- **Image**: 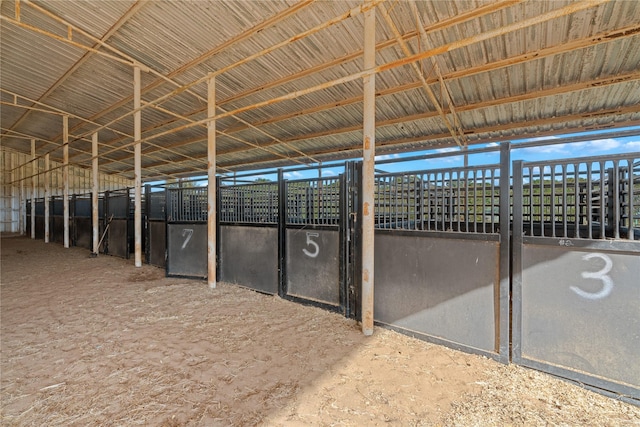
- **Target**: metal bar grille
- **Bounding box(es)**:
[520,153,639,240]
[374,165,501,233]
[219,183,278,224]
[286,177,340,226]
[167,187,208,223]
[148,191,166,221]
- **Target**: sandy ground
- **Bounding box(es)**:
[1,235,638,426]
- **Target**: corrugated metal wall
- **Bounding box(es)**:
[0,147,133,233]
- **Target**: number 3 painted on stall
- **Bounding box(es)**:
[303,232,320,258]
[570,253,613,300]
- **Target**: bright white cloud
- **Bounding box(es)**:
[622,140,640,150]
[283,171,304,179]
[435,147,460,154]
[375,153,400,161]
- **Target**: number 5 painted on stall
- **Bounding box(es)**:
[570,252,614,300]
[303,232,320,258]
[181,228,194,250]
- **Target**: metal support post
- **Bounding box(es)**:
[44,153,50,242]
[207,74,217,288]
[498,142,511,363]
[31,139,35,239]
[361,3,376,336]
[63,115,70,248]
[92,132,99,254]
[134,66,142,266]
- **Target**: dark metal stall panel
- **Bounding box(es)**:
[512,154,640,402]
[219,225,279,294]
[166,223,207,278]
[516,241,640,398]
[166,187,208,278]
[73,197,92,249]
[218,181,280,293]
[374,232,500,353]
[366,149,511,362]
[105,190,130,259]
[107,220,129,258]
[283,175,345,308]
[51,197,64,244]
[146,187,166,268]
[34,199,44,240]
[286,228,340,305]
[26,200,31,237]
[148,222,166,267]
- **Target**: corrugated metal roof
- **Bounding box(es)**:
[2,0,639,180]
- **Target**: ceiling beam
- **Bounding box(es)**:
[101,68,640,173]
[2,0,150,146]
[216,106,640,170]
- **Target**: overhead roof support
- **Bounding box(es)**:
[378,3,465,147]
[361,2,376,336]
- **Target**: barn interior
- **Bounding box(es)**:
[1,0,639,413]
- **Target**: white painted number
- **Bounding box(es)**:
[302,232,320,258]
[570,253,614,300]
[181,228,194,250]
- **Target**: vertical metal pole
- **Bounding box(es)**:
[511,160,524,362]
[134,66,143,267]
[207,74,217,289]
[31,139,35,239]
[278,168,286,298]
[498,142,511,363]
[361,3,376,336]
[44,153,50,242]
[63,115,70,248]
[20,163,25,234]
[92,132,99,254]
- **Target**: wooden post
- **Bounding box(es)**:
[92,132,99,254]
[31,139,35,239]
[44,153,50,242]
[207,74,217,289]
[63,115,70,248]
[361,3,376,336]
[134,66,142,267]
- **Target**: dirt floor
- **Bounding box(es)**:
[1,235,638,426]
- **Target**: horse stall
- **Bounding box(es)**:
[368,146,511,361]
[283,173,349,310]
[34,198,45,240]
[104,189,130,258]
[72,194,93,249]
[145,185,166,268]
[165,186,208,278]
[218,179,280,294]
[50,196,64,244]
[512,153,640,401]
[26,200,31,237]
